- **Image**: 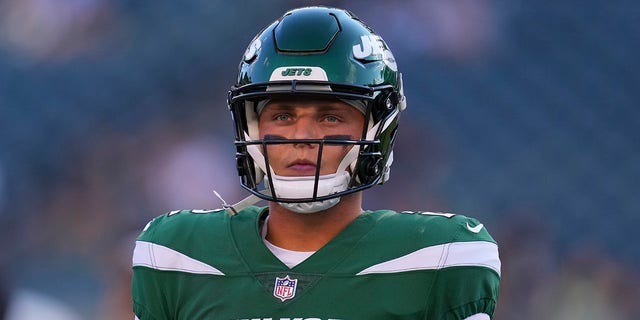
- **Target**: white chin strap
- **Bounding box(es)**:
[246,139,360,214]
[280,199,340,214]
[267,171,350,213]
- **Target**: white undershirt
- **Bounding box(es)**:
[263,239,315,268]
[261,216,315,268]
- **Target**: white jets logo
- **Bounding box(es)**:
[353,35,384,59]
[352,35,398,71]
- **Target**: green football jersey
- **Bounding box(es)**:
[132,206,500,319]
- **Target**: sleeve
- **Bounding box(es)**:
[131,216,169,320]
[425,215,501,319]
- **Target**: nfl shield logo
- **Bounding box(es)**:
[273,275,298,302]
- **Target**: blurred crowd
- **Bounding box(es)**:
[1,0,639,318]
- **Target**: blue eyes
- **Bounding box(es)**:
[324,116,339,122]
[273,114,341,123]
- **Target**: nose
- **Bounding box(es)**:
[291,117,318,147]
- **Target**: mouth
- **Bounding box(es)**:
[286,159,317,174]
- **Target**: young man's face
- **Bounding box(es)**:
[258,98,365,177]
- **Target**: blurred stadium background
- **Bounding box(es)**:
[0,0,638,318]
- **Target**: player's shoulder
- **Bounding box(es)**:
[132,206,265,275]
[136,206,263,245]
[358,210,501,278]
[137,209,224,242]
[368,209,496,244]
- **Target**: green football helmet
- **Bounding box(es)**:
[228,6,406,213]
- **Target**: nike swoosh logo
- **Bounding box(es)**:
[466,222,484,234]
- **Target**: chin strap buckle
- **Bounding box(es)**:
[213,190,269,216]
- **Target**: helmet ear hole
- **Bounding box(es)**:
[236,151,260,188]
[371,90,399,123]
[355,154,383,185]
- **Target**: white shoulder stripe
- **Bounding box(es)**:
[357,241,500,276]
[133,240,224,275]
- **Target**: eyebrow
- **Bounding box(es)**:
[263,134,353,140]
[264,102,347,111]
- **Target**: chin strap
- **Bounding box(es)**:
[278,197,341,214]
[213,190,269,216]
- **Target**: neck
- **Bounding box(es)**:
[265,192,363,251]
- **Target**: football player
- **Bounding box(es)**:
[132,6,500,319]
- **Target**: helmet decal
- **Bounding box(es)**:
[243,38,261,62]
[270,66,329,81]
[383,49,398,72]
[352,35,385,60]
[352,35,398,72]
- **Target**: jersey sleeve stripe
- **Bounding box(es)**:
[463,313,490,320]
[133,240,225,275]
[356,241,500,276]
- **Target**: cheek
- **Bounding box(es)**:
[262,144,286,159]
[257,124,270,140]
[257,118,281,138]
[321,145,352,163]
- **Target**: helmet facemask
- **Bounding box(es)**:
[229,82,402,213]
